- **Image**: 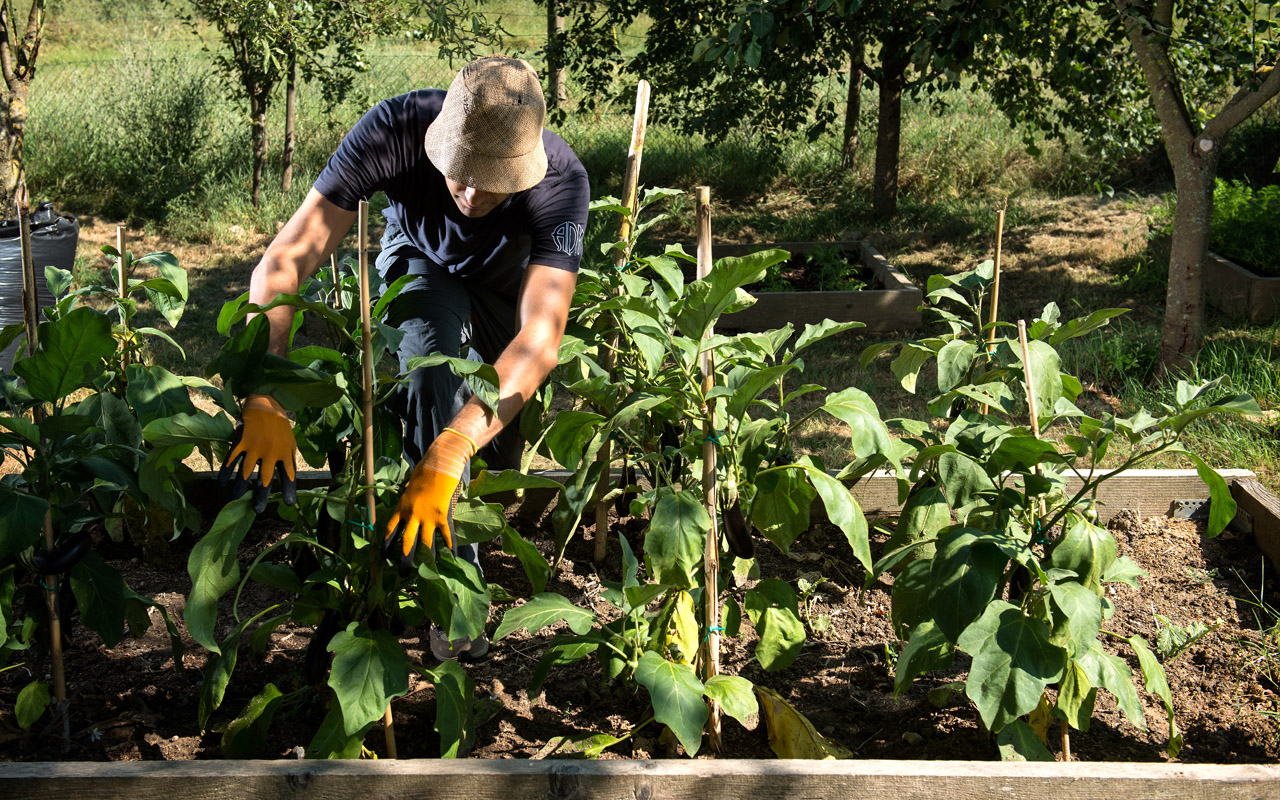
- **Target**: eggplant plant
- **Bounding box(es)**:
[497,190,900,756]
[0,256,196,734]
[188,260,537,758]
[862,259,1259,759]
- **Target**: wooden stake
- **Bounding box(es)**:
[116,226,130,372]
[612,79,650,271]
[980,202,1006,416]
[695,186,722,752]
[331,252,343,310]
[357,200,397,759]
[1017,319,1066,761]
[593,80,652,565]
[18,184,68,745]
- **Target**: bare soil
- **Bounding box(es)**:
[2,503,1277,763]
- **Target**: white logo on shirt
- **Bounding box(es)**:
[552,221,584,257]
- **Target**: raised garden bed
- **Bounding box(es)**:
[1,470,1277,774]
[1205,251,1280,323]
[711,241,921,333]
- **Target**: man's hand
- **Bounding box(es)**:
[219,394,298,513]
[384,427,477,575]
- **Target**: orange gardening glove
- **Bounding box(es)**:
[219,394,298,514]
[384,427,477,575]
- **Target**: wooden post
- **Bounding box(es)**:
[357,200,397,759]
[593,81,651,565]
[1017,319,1067,761]
[612,80,650,271]
[695,186,722,752]
[19,184,68,745]
[330,254,342,310]
[979,203,1006,416]
[116,226,130,372]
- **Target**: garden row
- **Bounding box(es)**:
[0,188,1265,765]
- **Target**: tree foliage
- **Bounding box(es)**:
[177,0,504,206]
[984,1,1280,369]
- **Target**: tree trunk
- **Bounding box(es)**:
[546,0,567,108]
[281,46,296,194]
[0,79,28,217]
[250,89,268,208]
[0,0,46,217]
[873,47,909,218]
[841,39,864,168]
[1159,148,1218,372]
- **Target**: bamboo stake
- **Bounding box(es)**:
[612,79,650,271]
[695,186,722,752]
[1017,319,1067,762]
[979,202,1006,416]
[593,80,651,565]
[331,252,343,310]
[116,226,131,374]
[18,184,68,746]
[357,200,397,759]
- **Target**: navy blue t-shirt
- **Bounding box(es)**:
[314,90,589,301]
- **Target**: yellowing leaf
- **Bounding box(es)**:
[754,686,851,760]
[1028,692,1052,744]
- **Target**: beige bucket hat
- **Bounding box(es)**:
[424,56,549,194]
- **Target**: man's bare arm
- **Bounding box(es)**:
[250,188,357,355]
[445,262,576,448]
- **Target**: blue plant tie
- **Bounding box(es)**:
[703,432,722,445]
[348,502,377,534]
[1032,520,1048,545]
[702,625,726,643]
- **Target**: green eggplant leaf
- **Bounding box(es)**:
[15,307,114,403]
[15,680,49,729]
[644,489,709,590]
[634,650,707,756]
[894,618,955,696]
[996,719,1056,761]
[956,600,1067,732]
[750,467,813,554]
[221,683,285,759]
[500,527,552,595]
[126,364,197,427]
[744,579,806,671]
[328,623,411,737]
[703,674,758,727]
[70,550,128,648]
[422,659,476,758]
[495,593,595,641]
[929,528,1007,641]
[184,497,256,652]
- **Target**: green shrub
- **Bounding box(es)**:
[1148,179,1280,277]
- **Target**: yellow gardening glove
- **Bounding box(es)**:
[219,394,298,513]
[384,427,477,575]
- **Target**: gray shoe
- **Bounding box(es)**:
[428,623,490,661]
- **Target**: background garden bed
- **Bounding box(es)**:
[711,241,921,333]
[1205,251,1280,324]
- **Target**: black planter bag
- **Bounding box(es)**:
[0,202,80,369]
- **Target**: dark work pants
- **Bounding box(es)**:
[375,223,524,573]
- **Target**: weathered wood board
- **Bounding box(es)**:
[714,241,922,333]
[2,758,1277,800]
[1230,476,1280,570]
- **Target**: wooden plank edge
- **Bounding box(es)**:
[188,468,1257,526]
[1,758,1276,800]
[1230,476,1280,570]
